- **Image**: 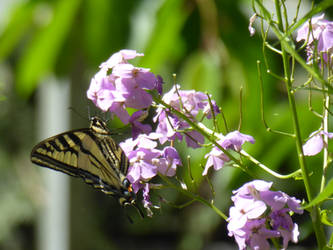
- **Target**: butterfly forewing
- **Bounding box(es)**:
[31,117,131,199]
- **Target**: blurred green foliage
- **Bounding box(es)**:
[0,0,332,249]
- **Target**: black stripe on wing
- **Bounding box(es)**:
[31,151,120,195]
[31,129,120,193]
[60,130,122,188]
[84,130,128,181]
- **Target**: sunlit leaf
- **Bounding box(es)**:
[16,0,82,98]
[303,179,333,208]
[0,2,35,60]
[140,0,189,71]
[320,210,333,226]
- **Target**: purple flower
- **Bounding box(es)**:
[87,50,162,126]
[245,219,280,250]
[221,131,255,151]
[248,14,257,37]
[227,180,303,250]
[202,144,230,176]
[303,130,333,156]
[120,133,181,215]
[153,85,220,148]
[100,49,143,70]
[142,183,163,217]
[87,69,119,111]
[159,85,208,116]
[157,146,182,176]
[227,199,267,233]
[127,148,159,185]
[229,218,280,250]
[184,130,205,148]
[113,64,155,109]
[154,75,164,95]
[142,183,153,215]
[154,110,183,144]
[270,209,300,248]
[232,180,273,197]
[202,131,255,175]
[296,14,333,63]
[120,133,182,208]
[260,190,303,214]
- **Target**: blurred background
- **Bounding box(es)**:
[0,0,332,249]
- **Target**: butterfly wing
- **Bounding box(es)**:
[30,128,129,196]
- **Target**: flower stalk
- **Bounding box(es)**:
[158,173,228,220]
[257,0,329,247]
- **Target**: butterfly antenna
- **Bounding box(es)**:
[68,106,88,122]
[134,203,145,219]
[124,211,134,224]
[87,104,91,120]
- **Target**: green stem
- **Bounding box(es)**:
[255,1,328,247]
[240,150,302,179]
[283,29,327,250]
[197,121,301,179]
[329,232,333,248]
[320,93,330,192]
[274,1,326,247]
[158,174,228,220]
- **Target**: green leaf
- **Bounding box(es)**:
[15,0,81,98]
[140,0,189,71]
[0,2,35,60]
[303,178,333,209]
[320,210,333,226]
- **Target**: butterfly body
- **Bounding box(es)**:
[31,117,135,206]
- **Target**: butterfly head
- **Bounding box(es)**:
[119,178,136,207]
[90,116,110,135]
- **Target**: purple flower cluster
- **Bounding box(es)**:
[87,49,162,130]
[153,85,220,148]
[120,133,181,214]
[227,180,303,250]
[203,131,255,175]
[87,50,256,215]
[303,129,333,156]
[296,14,333,64]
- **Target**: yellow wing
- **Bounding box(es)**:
[30,117,134,206]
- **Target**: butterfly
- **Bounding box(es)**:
[30,116,136,207]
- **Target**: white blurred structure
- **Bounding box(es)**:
[36,77,70,250]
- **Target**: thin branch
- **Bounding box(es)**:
[206,92,220,133]
[240,150,302,179]
[308,82,323,118]
[187,156,194,183]
[238,86,243,131]
[219,106,229,133]
[257,60,294,137]
[158,174,228,220]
